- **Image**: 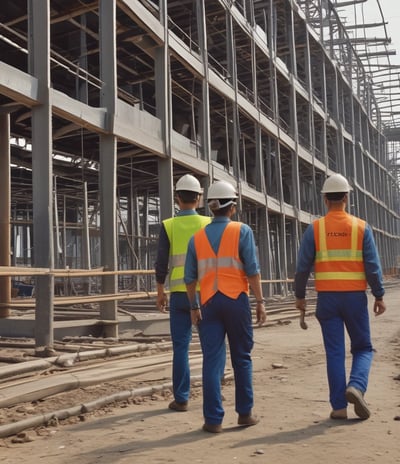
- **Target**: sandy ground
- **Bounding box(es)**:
[0,286,399,464]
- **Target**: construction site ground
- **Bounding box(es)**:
[0,285,399,464]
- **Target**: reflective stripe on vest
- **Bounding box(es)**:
[193,221,248,305]
[314,214,367,291]
[164,214,211,292]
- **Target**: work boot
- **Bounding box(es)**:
[345,386,370,420]
[202,423,223,433]
[168,400,188,412]
[237,413,259,426]
[330,408,348,420]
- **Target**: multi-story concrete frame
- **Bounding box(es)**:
[0,1,398,347]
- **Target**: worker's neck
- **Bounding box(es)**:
[327,202,346,212]
[179,203,197,211]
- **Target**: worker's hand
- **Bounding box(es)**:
[373,299,386,316]
[256,302,266,326]
[191,308,202,326]
[157,292,168,313]
[296,298,308,329]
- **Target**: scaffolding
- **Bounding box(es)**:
[0,0,399,349]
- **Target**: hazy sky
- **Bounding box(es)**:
[365,0,400,65]
[335,0,400,125]
[339,0,400,66]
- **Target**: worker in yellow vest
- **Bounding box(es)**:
[295,173,386,420]
[185,180,266,433]
[155,174,211,412]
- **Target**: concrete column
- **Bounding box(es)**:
[99,0,118,338]
[156,0,174,221]
[28,0,55,354]
[226,12,242,213]
[0,113,11,318]
[197,0,212,172]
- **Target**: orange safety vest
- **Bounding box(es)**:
[313,211,367,292]
[193,221,249,305]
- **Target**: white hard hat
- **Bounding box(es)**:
[207,180,238,210]
[321,173,352,194]
[175,174,202,193]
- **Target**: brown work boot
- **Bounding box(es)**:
[168,400,188,412]
[330,408,348,420]
[345,386,370,420]
[237,413,259,427]
[202,423,223,433]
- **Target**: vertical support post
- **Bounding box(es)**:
[287,7,300,271]
[226,11,241,214]
[82,181,91,293]
[0,113,11,318]
[134,195,141,290]
[268,0,277,122]
[28,0,55,354]
[257,134,273,297]
[53,176,61,269]
[99,0,118,338]
[319,45,328,178]
[78,14,89,103]
[143,190,149,289]
[156,0,174,221]
[197,0,212,176]
[304,30,317,216]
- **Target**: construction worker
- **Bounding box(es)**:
[294,173,386,420]
[155,174,211,412]
[185,180,266,433]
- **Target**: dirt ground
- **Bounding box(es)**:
[0,285,399,464]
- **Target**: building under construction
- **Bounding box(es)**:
[0,0,399,351]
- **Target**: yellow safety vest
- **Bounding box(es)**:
[163,214,210,292]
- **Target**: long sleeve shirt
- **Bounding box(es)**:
[294,216,385,299]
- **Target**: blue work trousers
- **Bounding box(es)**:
[316,291,374,410]
[198,291,254,425]
[169,292,193,403]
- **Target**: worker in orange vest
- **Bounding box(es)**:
[295,173,386,420]
[185,180,266,433]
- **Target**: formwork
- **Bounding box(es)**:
[0,1,399,349]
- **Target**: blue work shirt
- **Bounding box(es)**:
[184,216,260,285]
[295,221,385,299]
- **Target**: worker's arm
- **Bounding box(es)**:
[247,273,266,326]
[184,236,201,325]
[294,224,315,300]
[186,281,201,325]
[155,224,170,313]
[294,224,315,317]
[156,283,168,313]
